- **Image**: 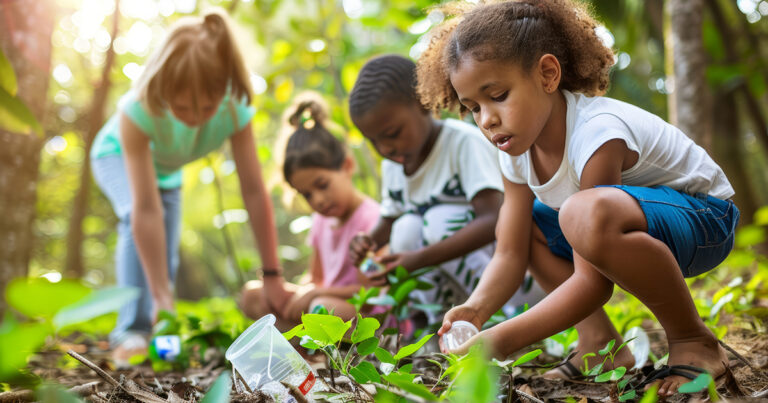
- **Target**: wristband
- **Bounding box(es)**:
[261,267,282,277]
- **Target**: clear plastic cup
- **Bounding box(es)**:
[441,321,479,352]
[225,314,316,396]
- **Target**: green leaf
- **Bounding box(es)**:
[735,225,765,248]
[200,371,231,403]
[357,337,379,356]
[6,278,90,320]
[599,339,616,356]
[367,294,396,306]
[382,372,438,401]
[619,390,637,402]
[394,333,433,360]
[299,335,322,350]
[0,319,49,381]
[398,363,413,374]
[587,362,604,376]
[53,287,140,329]
[351,316,380,343]
[0,50,17,96]
[677,372,713,394]
[754,206,768,226]
[393,279,417,304]
[447,347,499,403]
[374,347,396,364]
[0,87,42,135]
[349,361,380,384]
[594,366,626,382]
[301,314,351,346]
[511,349,542,367]
[36,383,84,403]
[395,266,409,281]
[640,384,659,403]
[282,324,304,340]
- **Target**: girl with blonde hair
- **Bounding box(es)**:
[90,10,287,366]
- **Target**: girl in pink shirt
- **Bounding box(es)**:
[241,94,379,324]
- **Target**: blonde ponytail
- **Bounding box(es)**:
[134,8,253,115]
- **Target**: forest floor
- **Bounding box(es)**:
[2,323,768,403]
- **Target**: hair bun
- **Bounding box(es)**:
[288,96,328,130]
[203,12,225,38]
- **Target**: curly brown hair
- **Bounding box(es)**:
[416,0,615,114]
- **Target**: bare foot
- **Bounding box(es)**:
[650,336,728,396]
[543,336,635,380]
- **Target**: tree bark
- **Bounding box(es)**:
[64,5,120,278]
[665,0,712,149]
[0,0,53,314]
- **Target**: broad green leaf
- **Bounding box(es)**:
[349,361,380,384]
[619,390,637,402]
[299,335,322,350]
[398,363,413,374]
[374,347,396,364]
[0,87,42,135]
[393,279,417,304]
[6,278,90,319]
[587,362,604,376]
[54,287,140,329]
[351,316,379,343]
[394,333,433,360]
[36,383,84,403]
[382,372,438,401]
[0,50,17,96]
[301,314,351,346]
[639,384,659,403]
[283,324,304,340]
[599,339,616,356]
[447,347,499,403]
[357,337,379,356]
[595,366,626,382]
[200,371,231,403]
[510,349,542,367]
[677,373,713,394]
[0,320,49,381]
[367,294,396,306]
[394,266,409,281]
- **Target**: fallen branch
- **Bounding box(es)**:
[0,390,33,403]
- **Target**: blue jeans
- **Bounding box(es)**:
[533,185,739,278]
[91,155,181,344]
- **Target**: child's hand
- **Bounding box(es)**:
[349,232,376,265]
[438,304,484,353]
[378,251,422,272]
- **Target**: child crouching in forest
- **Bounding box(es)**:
[419,0,739,396]
[241,94,379,326]
[348,54,543,326]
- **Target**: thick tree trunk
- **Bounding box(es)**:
[64,6,120,278]
[665,0,711,149]
[0,1,53,314]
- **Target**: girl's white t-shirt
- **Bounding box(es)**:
[380,118,503,218]
[499,90,734,209]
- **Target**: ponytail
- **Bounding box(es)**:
[134,8,252,115]
[282,93,347,182]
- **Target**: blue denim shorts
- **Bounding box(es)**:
[532,185,740,278]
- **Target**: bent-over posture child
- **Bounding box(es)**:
[90,10,287,366]
[418,0,739,396]
[348,55,543,325]
[241,94,379,325]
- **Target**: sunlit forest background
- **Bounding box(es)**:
[3,0,768,315]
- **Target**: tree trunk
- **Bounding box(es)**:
[0,0,53,314]
[665,0,711,149]
[64,6,120,278]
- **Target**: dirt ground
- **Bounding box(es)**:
[1,326,767,403]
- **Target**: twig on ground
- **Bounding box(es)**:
[67,350,122,389]
[0,390,34,402]
[233,368,253,394]
[719,340,759,372]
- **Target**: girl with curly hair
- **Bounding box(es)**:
[419,0,738,396]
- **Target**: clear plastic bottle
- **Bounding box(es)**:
[441,321,479,352]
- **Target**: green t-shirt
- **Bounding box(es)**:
[91,90,256,189]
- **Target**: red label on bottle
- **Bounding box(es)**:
[298,372,315,395]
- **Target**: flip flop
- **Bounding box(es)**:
[634,364,708,391]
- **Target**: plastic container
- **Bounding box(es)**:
[441,321,479,352]
[150,335,181,362]
[225,314,316,396]
[359,257,383,273]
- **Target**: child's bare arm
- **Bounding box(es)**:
[438,179,535,334]
[402,188,503,270]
